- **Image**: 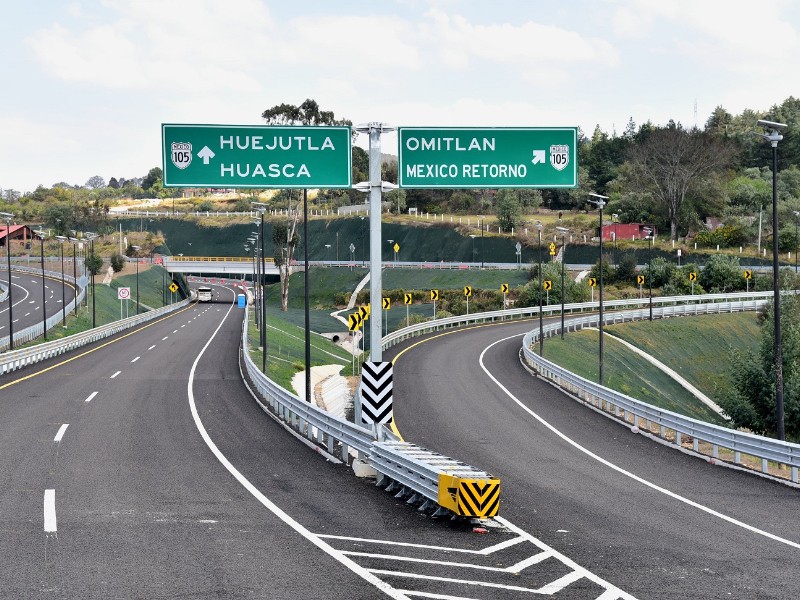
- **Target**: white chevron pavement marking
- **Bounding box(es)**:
[319,526,634,599]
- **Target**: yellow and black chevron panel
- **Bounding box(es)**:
[438,473,500,518]
[457,478,500,518]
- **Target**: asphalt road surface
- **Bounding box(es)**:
[385,317,800,599]
[5,285,632,599]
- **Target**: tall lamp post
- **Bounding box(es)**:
[612,213,619,268]
[85,232,98,328]
[478,215,485,269]
[253,202,269,375]
[754,119,788,440]
[643,227,654,321]
[536,221,544,355]
[132,245,141,315]
[34,230,48,341]
[588,193,608,385]
[469,234,477,265]
[1,212,15,349]
[556,226,569,339]
[55,236,68,326]
[69,237,79,316]
[793,211,799,275]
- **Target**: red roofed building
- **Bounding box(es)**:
[0,225,35,246]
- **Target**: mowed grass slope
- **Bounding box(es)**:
[605,312,761,406]
[540,312,761,424]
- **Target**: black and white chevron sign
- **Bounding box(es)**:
[360,361,393,425]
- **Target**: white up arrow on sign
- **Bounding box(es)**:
[197,146,215,165]
[531,149,546,165]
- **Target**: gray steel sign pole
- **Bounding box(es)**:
[356,122,396,363]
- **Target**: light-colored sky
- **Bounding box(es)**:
[2,0,799,193]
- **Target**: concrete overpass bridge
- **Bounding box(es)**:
[162,255,280,276]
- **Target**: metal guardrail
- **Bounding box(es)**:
[170,255,276,264]
[0,293,191,374]
[0,266,85,352]
[240,308,376,461]
[380,290,800,485]
[382,291,779,349]
[371,442,500,518]
[519,299,800,484]
[240,308,501,518]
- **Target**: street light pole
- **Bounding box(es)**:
[132,245,141,315]
[85,232,98,328]
[793,211,799,275]
[754,119,787,440]
[0,213,14,350]
[643,227,654,322]
[469,234,476,265]
[556,226,569,340]
[589,193,608,386]
[55,236,67,326]
[253,202,269,375]
[1,212,15,349]
[69,237,78,317]
[536,221,543,356]
[478,216,485,269]
[35,231,47,341]
[612,213,619,269]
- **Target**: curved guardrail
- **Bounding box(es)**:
[239,309,500,518]
[0,265,85,352]
[518,300,800,484]
[382,291,778,349]
[0,295,192,375]
[240,308,376,461]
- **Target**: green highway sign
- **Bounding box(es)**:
[162,124,352,188]
[398,127,578,189]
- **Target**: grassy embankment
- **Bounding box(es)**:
[538,312,761,424]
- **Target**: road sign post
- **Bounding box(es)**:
[430,289,439,320]
[398,127,578,189]
[162,124,352,188]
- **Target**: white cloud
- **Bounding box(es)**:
[420,8,619,70]
[27,0,275,92]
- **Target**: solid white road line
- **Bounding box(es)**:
[53,424,69,443]
[44,490,57,533]
[186,301,409,599]
[480,334,800,551]
[84,391,98,403]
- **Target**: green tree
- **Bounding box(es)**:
[141,167,163,192]
[627,125,736,240]
[85,252,103,276]
[699,254,745,292]
[85,175,106,189]
[725,297,800,439]
[110,253,125,273]
[495,189,522,232]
